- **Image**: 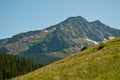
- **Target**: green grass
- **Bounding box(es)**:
[12,37,120,80]
[61,49,72,54]
[34,35,47,43]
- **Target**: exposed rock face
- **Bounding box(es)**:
[0,16,120,64]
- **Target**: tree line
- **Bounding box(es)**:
[0,52,43,80]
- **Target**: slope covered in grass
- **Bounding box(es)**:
[12,38,120,80]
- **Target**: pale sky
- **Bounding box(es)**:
[0,0,120,39]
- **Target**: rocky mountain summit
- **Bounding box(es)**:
[0,16,120,64]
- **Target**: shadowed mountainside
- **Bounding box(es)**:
[0,16,120,65]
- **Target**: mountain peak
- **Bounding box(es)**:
[1,16,120,65]
[92,20,105,26]
[67,16,84,20]
[94,20,102,23]
[63,16,88,24]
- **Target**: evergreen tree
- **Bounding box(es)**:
[0,52,43,80]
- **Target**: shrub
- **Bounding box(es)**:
[97,43,105,50]
[81,46,88,51]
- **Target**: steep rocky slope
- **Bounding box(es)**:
[0,16,120,64]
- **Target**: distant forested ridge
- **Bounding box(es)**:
[0,52,43,80]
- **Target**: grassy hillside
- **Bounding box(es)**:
[12,38,120,80]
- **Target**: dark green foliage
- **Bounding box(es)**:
[0,52,43,80]
[97,43,105,50]
[81,46,88,51]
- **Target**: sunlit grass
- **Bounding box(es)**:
[12,37,120,80]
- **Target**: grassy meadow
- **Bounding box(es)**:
[12,38,120,80]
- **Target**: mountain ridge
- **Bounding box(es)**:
[0,16,120,64]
